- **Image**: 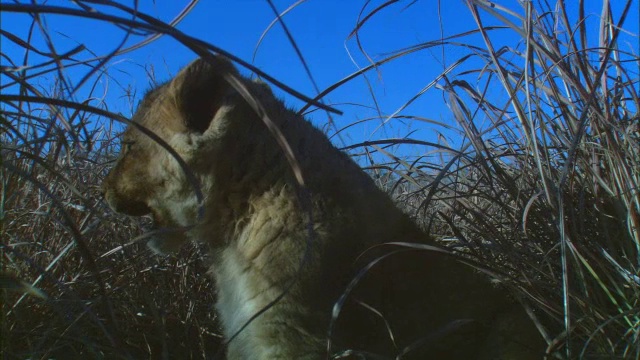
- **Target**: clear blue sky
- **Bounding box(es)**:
[2,0,638,152]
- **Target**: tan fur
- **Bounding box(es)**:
[102,56,545,359]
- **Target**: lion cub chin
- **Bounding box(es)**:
[102,56,545,359]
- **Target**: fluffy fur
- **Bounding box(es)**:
[102,56,545,359]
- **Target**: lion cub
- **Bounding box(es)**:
[102,56,544,359]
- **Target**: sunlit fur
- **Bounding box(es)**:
[102,56,545,359]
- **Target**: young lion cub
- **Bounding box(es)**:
[102,56,544,359]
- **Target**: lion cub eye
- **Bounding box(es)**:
[121,140,136,152]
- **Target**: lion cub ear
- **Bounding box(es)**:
[170,57,239,133]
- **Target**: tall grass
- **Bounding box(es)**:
[349,1,638,358]
[2,1,638,359]
[444,2,639,357]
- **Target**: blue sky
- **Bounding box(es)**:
[2,0,638,154]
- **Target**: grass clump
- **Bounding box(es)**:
[359,1,638,357]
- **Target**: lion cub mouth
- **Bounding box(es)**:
[103,191,151,217]
[144,211,192,255]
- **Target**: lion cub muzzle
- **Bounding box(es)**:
[101,162,153,216]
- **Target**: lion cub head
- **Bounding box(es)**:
[102,56,263,254]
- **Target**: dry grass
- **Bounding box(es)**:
[348,1,639,358]
[2,1,638,359]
